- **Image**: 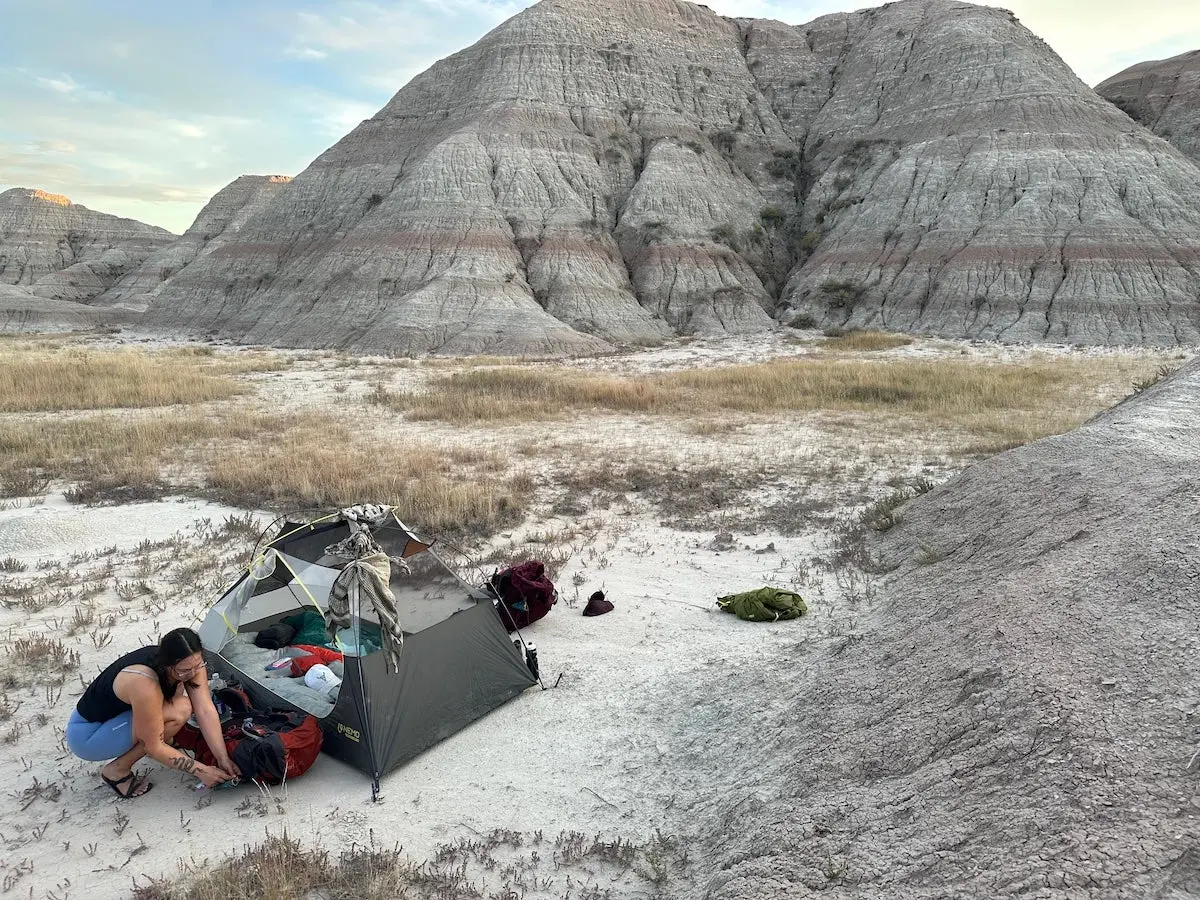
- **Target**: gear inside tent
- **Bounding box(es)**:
[197,507,538,797]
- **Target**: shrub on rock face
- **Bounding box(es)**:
[820,279,868,310]
[766,150,803,180]
[789,313,818,329]
[760,206,786,227]
[711,223,740,248]
[797,231,822,254]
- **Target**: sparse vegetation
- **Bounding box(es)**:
[2,636,80,686]
[1131,363,1178,394]
[821,330,914,352]
[797,229,822,255]
[820,278,868,310]
[760,205,786,227]
[131,828,687,900]
[0,346,284,412]
[368,356,1162,455]
[206,427,533,534]
[767,149,802,180]
[0,411,289,503]
[711,222,740,247]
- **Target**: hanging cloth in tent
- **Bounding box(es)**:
[323,529,409,673]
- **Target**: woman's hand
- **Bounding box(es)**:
[215,755,240,780]
[196,764,233,789]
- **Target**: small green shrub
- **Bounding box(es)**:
[711,223,740,247]
[860,489,912,532]
[1131,364,1178,394]
[789,313,818,330]
[820,279,868,310]
[760,206,786,227]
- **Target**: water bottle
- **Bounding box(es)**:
[525,643,539,680]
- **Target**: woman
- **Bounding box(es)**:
[66,628,237,798]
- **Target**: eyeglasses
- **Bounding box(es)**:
[173,660,204,679]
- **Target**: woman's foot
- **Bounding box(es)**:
[100,766,153,799]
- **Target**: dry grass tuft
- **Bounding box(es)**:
[132,829,686,900]
[206,426,532,534]
[371,356,1164,454]
[820,329,914,352]
[0,347,284,412]
[0,403,528,535]
[0,412,291,501]
[369,367,668,422]
[2,636,80,687]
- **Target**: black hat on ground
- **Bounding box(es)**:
[583,590,614,617]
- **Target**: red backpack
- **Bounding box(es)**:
[489,560,558,631]
[177,686,323,783]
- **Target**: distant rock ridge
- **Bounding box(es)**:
[0,283,122,333]
[28,189,72,207]
[120,0,1200,352]
[96,175,294,310]
[0,188,175,312]
[1097,49,1200,167]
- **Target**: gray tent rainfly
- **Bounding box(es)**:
[197,509,538,799]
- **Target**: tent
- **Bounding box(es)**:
[197,509,538,798]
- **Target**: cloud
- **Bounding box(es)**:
[71,182,216,204]
[316,100,380,137]
[35,139,77,153]
[35,73,80,93]
[168,121,207,139]
[291,1,526,54]
[285,46,328,61]
[287,0,528,93]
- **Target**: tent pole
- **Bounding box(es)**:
[349,576,385,801]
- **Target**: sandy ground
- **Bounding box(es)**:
[0,492,852,899]
[0,332,1190,898]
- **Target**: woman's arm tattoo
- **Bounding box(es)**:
[170,754,198,775]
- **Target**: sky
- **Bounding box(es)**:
[0,0,1195,234]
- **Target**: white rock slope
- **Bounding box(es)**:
[670,358,1200,898]
[96,175,294,311]
[0,188,174,304]
[1097,49,1200,167]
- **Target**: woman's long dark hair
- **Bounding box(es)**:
[152,627,203,696]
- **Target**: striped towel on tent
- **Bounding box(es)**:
[323,529,409,673]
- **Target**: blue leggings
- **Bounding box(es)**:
[66,709,136,761]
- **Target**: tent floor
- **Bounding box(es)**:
[219,633,339,718]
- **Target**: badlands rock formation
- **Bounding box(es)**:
[136,0,1200,353]
[96,175,293,310]
[758,6,1200,344]
[0,188,174,305]
[0,283,121,332]
[1098,50,1200,167]
[672,358,1200,898]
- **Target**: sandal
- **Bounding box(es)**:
[101,771,154,800]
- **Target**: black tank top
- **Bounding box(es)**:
[76,646,174,723]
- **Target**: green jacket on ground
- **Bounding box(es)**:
[716,587,807,622]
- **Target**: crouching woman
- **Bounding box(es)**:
[66,627,237,798]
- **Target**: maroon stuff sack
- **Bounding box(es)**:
[490,560,557,631]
